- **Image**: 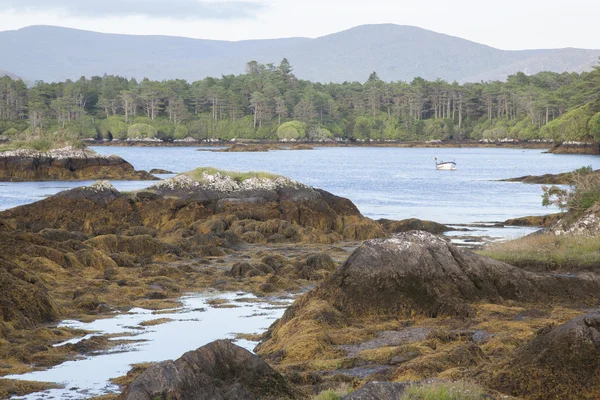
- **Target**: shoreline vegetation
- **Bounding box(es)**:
[1,59,599,154]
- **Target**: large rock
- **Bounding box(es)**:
[0,257,58,329]
[2,173,385,242]
[256,232,600,363]
[0,147,157,181]
[122,340,297,400]
[304,232,600,319]
[486,312,600,400]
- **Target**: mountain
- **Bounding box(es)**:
[0,24,598,83]
[0,68,20,80]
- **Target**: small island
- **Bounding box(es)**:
[0,146,156,181]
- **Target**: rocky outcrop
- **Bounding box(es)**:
[504,213,565,227]
[122,340,297,400]
[486,312,600,400]
[0,147,157,181]
[378,218,452,234]
[3,174,385,242]
[548,142,600,155]
[552,203,600,236]
[501,169,600,185]
[256,232,600,363]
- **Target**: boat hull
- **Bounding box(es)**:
[436,162,456,171]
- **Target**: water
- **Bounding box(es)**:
[8,292,289,399]
[3,146,598,225]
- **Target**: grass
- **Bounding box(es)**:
[184,167,281,183]
[0,137,85,152]
[399,381,487,400]
[479,233,600,271]
[312,384,352,400]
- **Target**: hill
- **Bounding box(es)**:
[0,24,599,83]
[0,68,20,80]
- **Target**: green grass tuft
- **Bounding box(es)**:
[184,167,281,183]
[399,381,487,400]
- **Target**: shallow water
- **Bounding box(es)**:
[7,292,289,400]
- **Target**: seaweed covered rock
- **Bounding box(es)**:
[122,340,297,400]
[0,258,58,329]
[0,147,157,181]
[256,232,600,363]
[378,218,452,234]
[486,312,600,400]
[2,171,385,242]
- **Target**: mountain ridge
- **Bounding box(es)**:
[1,24,599,83]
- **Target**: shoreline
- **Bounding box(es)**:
[87,139,555,150]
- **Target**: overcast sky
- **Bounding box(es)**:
[0,0,598,50]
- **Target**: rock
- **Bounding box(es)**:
[0,258,59,329]
[552,202,600,236]
[149,168,174,174]
[38,229,88,242]
[230,262,258,278]
[341,382,409,400]
[504,213,565,227]
[296,253,337,281]
[0,147,157,181]
[486,312,600,399]
[256,232,600,363]
[84,234,164,257]
[2,172,384,243]
[122,340,297,400]
[548,142,600,155]
[378,218,452,234]
[310,232,600,319]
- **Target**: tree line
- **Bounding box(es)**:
[1,58,600,143]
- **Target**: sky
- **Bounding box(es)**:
[0,0,598,50]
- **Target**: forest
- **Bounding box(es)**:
[1,58,600,145]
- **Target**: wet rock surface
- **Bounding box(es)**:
[122,340,297,400]
[0,147,157,181]
[341,382,409,400]
[338,328,431,357]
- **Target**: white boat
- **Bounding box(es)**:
[435,158,456,170]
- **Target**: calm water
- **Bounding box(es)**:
[9,292,289,399]
[2,146,599,225]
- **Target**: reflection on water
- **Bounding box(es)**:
[8,292,290,400]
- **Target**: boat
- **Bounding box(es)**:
[435,157,456,170]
